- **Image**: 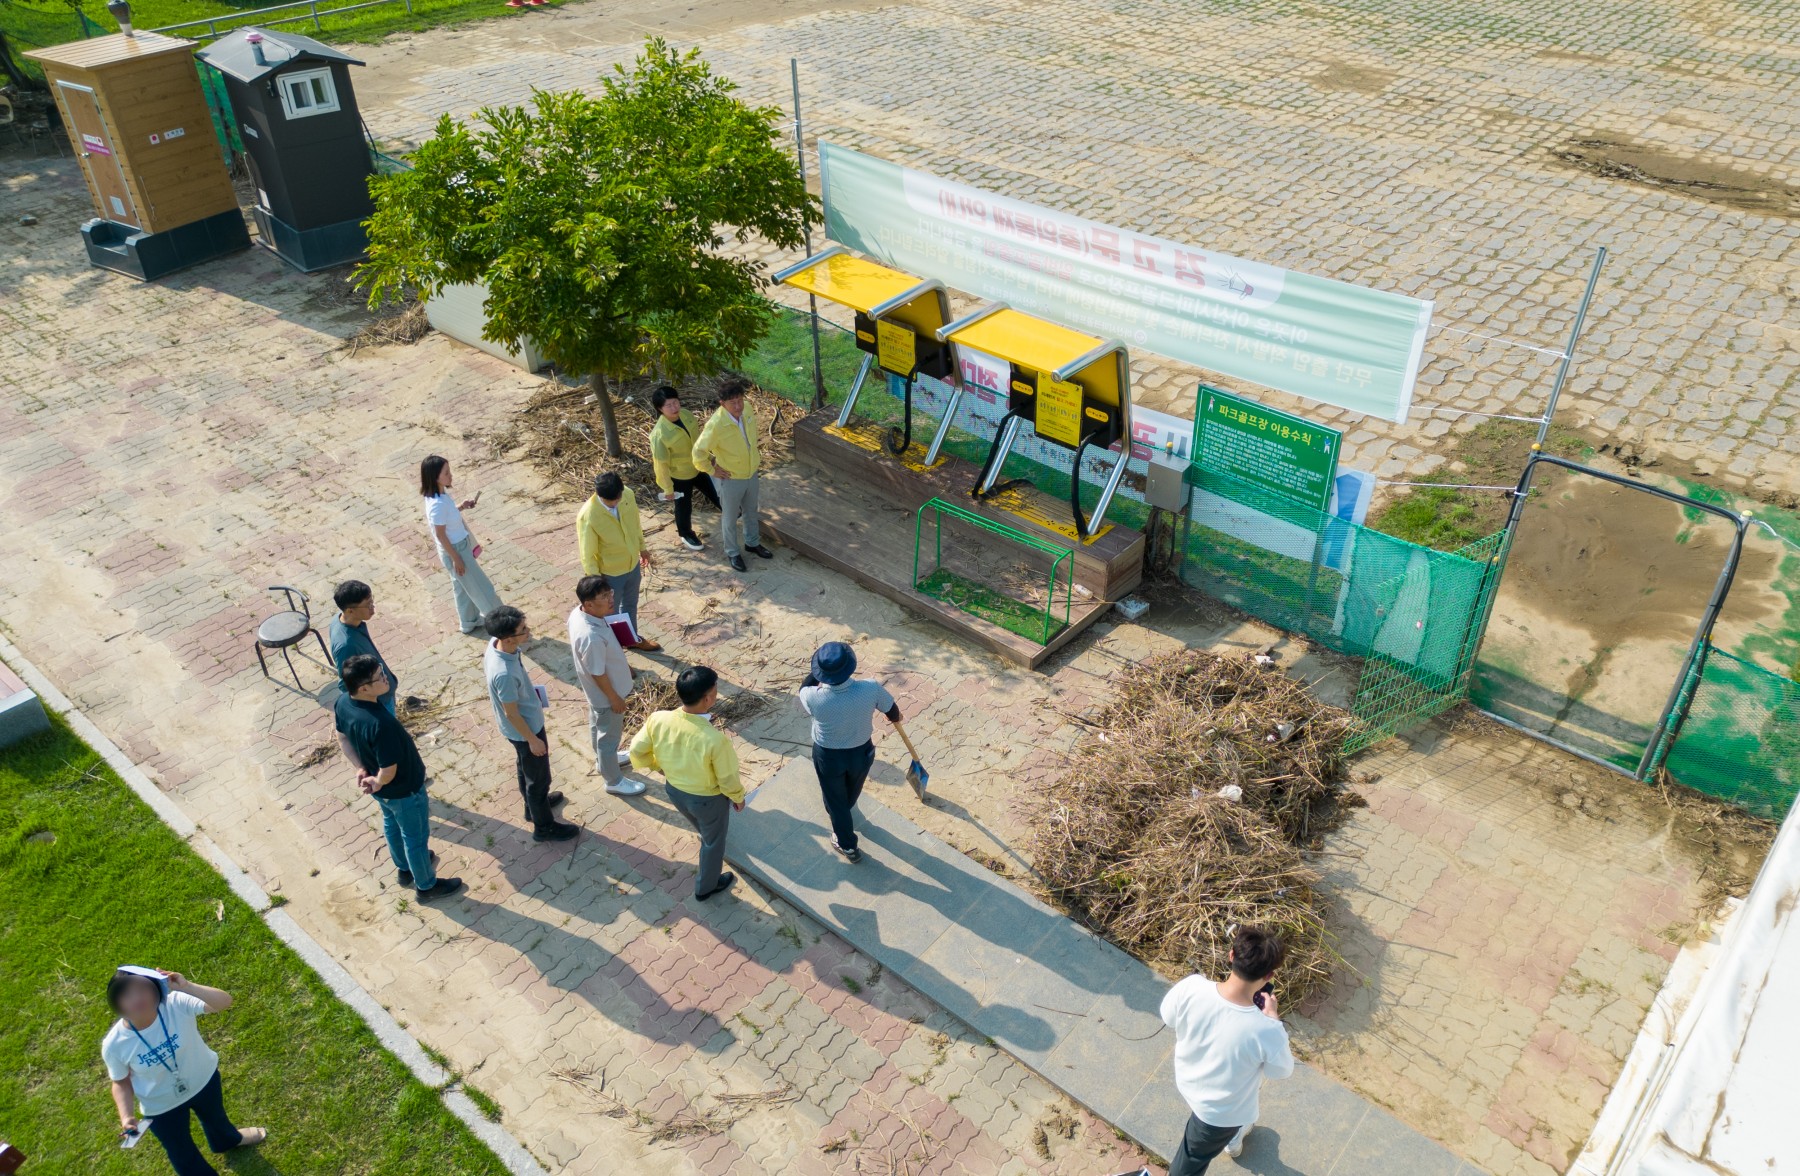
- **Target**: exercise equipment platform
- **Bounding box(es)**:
[761,414,1144,669]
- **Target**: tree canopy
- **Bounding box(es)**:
[355,38,816,453]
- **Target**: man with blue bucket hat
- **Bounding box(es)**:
[797,641,906,863]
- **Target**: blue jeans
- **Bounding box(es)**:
[145,1066,241,1176]
[376,787,435,890]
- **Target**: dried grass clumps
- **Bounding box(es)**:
[343,302,430,354]
[492,374,800,505]
[620,672,768,740]
[1032,650,1356,1004]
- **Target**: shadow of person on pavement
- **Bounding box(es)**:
[423,797,730,1054]
[1229,1125,1308,1175]
[731,803,1063,1053]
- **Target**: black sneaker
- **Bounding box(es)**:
[416,877,464,901]
[532,822,580,843]
[696,872,736,901]
[396,851,439,888]
[523,791,565,821]
[832,840,863,864]
[729,554,748,572]
[680,534,704,551]
[746,544,774,559]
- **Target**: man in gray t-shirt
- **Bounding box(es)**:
[798,642,902,864]
[482,605,575,842]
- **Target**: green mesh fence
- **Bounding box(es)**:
[0,4,91,82]
[1658,647,1800,820]
[195,61,244,166]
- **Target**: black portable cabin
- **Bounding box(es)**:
[198,28,372,272]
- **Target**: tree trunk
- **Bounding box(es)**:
[591,371,622,459]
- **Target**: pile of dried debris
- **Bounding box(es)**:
[492,373,801,505]
[1032,649,1356,1003]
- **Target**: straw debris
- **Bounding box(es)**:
[343,302,430,354]
[492,373,800,505]
[1032,650,1355,1004]
[620,672,769,739]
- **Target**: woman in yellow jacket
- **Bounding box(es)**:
[576,471,661,651]
[648,385,721,552]
[690,376,773,573]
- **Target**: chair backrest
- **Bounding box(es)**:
[0,96,14,127]
[267,585,309,619]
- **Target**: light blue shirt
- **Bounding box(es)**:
[798,679,896,749]
[484,640,543,741]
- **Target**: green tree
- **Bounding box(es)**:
[355,38,815,456]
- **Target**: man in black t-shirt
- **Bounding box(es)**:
[333,654,462,901]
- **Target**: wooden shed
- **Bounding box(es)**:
[199,29,373,272]
[25,31,249,280]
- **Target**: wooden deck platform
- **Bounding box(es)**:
[760,465,1115,670]
[794,414,1145,600]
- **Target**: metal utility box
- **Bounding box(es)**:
[198,28,372,272]
[1144,452,1190,512]
[25,31,249,281]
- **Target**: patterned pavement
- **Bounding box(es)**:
[0,16,1780,1164]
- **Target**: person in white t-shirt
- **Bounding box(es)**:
[1158,925,1295,1174]
[568,576,645,797]
[420,453,504,635]
[102,967,265,1175]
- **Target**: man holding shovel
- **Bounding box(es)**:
[797,642,926,864]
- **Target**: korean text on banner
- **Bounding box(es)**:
[819,143,1433,424]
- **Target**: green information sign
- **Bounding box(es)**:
[1193,386,1341,510]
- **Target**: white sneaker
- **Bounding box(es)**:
[605,778,647,797]
[616,750,632,767]
[1227,1124,1250,1158]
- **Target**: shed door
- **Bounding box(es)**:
[57,81,139,229]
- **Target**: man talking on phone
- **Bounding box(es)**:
[1157,924,1294,1173]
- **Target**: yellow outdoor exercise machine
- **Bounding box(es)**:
[937,303,1134,540]
[774,246,954,458]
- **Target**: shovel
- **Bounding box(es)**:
[892,720,929,801]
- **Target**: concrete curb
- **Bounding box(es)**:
[0,633,548,1176]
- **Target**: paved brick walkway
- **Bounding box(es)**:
[351,0,1800,499]
[0,156,1752,1175]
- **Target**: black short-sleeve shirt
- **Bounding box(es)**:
[333,693,426,799]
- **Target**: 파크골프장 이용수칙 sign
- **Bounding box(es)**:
[1194,386,1340,510]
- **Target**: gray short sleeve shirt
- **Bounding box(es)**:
[798,679,896,749]
[485,640,543,740]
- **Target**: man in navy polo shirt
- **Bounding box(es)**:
[329,580,397,715]
[797,642,903,864]
[333,654,462,901]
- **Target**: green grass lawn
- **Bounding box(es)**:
[917,567,1065,645]
[0,715,509,1175]
[4,0,549,55]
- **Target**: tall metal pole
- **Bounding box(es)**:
[1534,246,1607,449]
[791,58,827,410]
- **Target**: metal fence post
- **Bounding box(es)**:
[310,1,321,29]
[791,58,827,411]
[1534,246,1607,450]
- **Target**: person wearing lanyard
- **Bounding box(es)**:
[102,967,265,1174]
[647,384,721,552]
[690,376,772,574]
[575,471,662,652]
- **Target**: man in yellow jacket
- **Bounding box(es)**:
[648,385,721,553]
[629,666,745,901]
[575,471,661,652]
[690,376,773,573]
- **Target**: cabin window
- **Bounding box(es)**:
[278,68,340,119]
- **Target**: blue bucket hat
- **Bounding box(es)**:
[811,642,856,686]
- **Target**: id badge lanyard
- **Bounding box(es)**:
[129,1010,188,1096]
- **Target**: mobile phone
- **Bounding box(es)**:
[1253,983,1273,1010]
[120,1121,150,1149]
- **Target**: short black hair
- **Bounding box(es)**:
[333,579,372,611]
[650,385,680,411]
[484,605,527,640]
[106,970,164,1015]
[593,471,625,501]
[716,375,751,402]
[676,666,718,707]
[340,653,384,694]
[1229,925,1286,981]
[575,575,613,604]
